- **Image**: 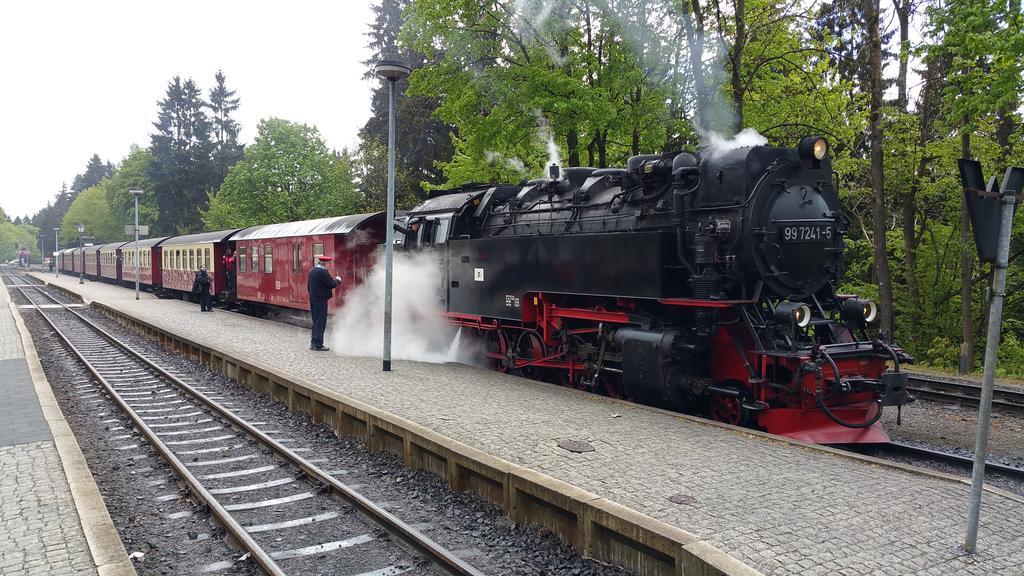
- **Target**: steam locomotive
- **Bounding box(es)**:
[401,137,914,443]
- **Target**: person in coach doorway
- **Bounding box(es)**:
[307,255,342,351]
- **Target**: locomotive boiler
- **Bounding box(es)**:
[411,138,912,443]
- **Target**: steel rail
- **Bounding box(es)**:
[906,373,1024,413]
[16,278,486,576]
[11,281,287,576]
[885,441,1024,481]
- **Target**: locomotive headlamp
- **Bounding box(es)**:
[775,301,812,328]
[842,298,878,326]
[799,137,829,161]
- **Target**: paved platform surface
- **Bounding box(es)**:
[0,283,97,576]
[37,272,1024,576]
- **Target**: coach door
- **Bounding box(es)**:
[289,240,305,304]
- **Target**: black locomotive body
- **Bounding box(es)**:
[402,138,913,443]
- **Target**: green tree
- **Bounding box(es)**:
[59,185,117,246]
[359,0,453,203]
[149,76,216,234]
[71,154,114,196]
[105,146,161,236]
[208,70,244,186]
[203,118,364,229]
[0,221,39,263]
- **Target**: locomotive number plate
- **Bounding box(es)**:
[781,224,834,242]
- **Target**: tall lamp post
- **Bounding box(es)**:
[374,58,411,372]
[129,188,144,299]
[54,227,60,277]
[77,223,84,284]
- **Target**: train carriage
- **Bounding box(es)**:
[121,237,168,289]
[83,244,102,279]
[231,213,385,312]
[98,242,128,283]
[56,249,72,274]
[64,247,84,276]
[159,230,243,298]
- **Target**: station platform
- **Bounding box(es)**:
[0,277,134,576]
[31,272,1024,576]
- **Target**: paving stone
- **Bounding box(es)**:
[0,298,98,575]
[0,442,97,576]
[35,272,1024,576]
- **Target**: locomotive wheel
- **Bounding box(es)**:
[512,330,546,379]
[483,330,510,372]
[710,394,751,427]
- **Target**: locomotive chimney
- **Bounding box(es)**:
[549,163,560,180]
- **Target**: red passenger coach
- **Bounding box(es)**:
[65,247,84,275]
[98,242,128,282]
[83,245,102,279]
[122,237,168,289]
[231,213,385,312]
[159,230,243,298]
[56,249,72,274]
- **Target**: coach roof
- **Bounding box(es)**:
[123,236,171,249]
[230,213,383,241]
[160,229,244,247]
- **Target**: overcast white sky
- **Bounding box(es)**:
[0,0,377,219]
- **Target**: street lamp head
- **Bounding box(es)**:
[374,58,411,82]
[129,188,144,197]
[76,223,84,233]
[53,227,59,232]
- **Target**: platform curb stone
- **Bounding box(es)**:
[3,284,137,576]
[70,295,762,576]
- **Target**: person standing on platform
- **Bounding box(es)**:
[222,248,236,293]
[193,265,213,312]
[307,255,341,351]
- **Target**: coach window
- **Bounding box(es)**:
[251,245,259,273]
[264,245,273,273]
[204,248,211,270]
[238,246,247,272]
[175,250,180,270]
[312,243,324,266]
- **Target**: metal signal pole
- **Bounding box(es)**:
[130,189,144,299]
[965,191,1016,552]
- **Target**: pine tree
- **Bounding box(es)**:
[71,154,113,196]
[208,70,244,187]
[149,76,216,234]
[358,0,452,202]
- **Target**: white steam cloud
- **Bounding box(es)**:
[701,127,768,157]
[329,252,476,364]
[534,111,561,174]
[484,150,526,172]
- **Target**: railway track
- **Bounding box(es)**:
[6,270,483,576]
[906,373,1024,413]
[872,441,1024,483]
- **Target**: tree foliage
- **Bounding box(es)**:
[203,118,364,229]
[359,0,453,207]
[149,76,217,234]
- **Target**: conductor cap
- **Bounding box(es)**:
[318,255,334,262]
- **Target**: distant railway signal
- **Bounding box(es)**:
[958,159,1022,553]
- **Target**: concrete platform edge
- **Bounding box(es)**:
[85,298,762,576]
[3,289,137,575]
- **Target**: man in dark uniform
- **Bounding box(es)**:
[307,255,342,351]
